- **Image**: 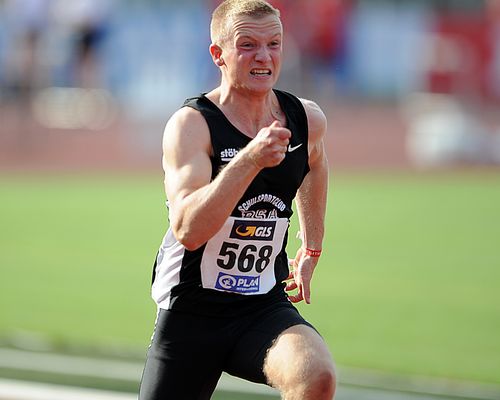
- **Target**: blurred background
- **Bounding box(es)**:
[1,0,500,399]
[1,0,500,170]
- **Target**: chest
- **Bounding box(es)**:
[210,121,308,199]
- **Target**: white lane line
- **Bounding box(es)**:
[0,349,141,381]
[339,366,500,400]
[0,348,278,395]
[1,348,500,399]
[0,378,137,400]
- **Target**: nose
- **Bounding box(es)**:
[255,45,271,63]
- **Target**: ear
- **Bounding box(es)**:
[209,44,225,67]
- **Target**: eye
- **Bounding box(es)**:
[269,41,281,48]
[240,42,254,49]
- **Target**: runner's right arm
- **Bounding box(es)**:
[162,107,290,250]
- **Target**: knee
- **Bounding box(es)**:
[274,360,336,400]
[305,362,336,399]
[315,365,336,398]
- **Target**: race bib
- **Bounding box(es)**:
[200,217,288,295]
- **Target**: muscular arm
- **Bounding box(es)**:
[296,100,328,252]
[163,107,290,251]
[287,99,329,304]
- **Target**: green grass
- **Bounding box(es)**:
[0,174,164,347]
[1,172,499,385]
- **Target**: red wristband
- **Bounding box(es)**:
[303,247,322,257]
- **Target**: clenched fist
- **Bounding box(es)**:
[245,120,291,169]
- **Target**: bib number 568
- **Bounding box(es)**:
[217,242,273,273]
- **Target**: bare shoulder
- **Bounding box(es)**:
[161,105,213,202]
[299,98,327,143]
[163,106,211,160]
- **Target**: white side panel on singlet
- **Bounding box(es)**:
[151,228,186,309]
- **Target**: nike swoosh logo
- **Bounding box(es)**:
[288,143,303,153]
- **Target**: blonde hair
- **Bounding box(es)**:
[210,0,281,45]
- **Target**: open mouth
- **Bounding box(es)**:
[250,69,272,76]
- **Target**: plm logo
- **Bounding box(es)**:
[230,219,276,241]
[215,272,260,293]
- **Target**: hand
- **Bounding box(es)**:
[245,120,291,169]
[285,248,318,304]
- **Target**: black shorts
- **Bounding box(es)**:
[138,302,315,400]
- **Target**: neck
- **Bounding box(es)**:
[210,84,280,137]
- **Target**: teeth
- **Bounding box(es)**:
[251,69,271,75]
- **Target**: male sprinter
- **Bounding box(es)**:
[139,1,335,399]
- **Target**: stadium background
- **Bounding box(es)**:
[1,0,500,399]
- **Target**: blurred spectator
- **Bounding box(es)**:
[288,0,351,98]
[2,0,50,100]
[424,6,490,101]
[347,1,432,98]
[487,0,500,101]
[51,0,114,88]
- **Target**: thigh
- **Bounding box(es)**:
[138,309,224,400]
[224,303,314,384]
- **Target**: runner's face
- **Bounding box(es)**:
[222,14,282,94]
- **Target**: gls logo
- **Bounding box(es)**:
[220,148,239,162]
[230,220,276,241]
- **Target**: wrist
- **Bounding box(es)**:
[302,247,322,257]
[244,150,263,171]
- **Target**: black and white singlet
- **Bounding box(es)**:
[151,89,310,317]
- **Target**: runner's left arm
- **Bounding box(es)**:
[287,100,329,304]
